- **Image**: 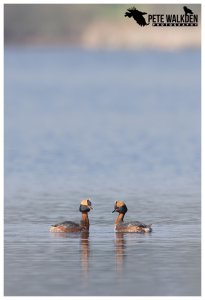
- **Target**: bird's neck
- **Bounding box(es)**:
[81,212,89,229]
[115,213,125,224]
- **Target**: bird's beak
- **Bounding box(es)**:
[112,209,116,213]
[89,205,93,210]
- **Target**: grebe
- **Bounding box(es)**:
[49,199,93,233]
[112,201,152,233]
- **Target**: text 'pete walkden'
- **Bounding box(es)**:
[148,14,198,26]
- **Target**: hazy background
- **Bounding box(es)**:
[5,4,201,50]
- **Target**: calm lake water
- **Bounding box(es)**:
[4,47,201,296]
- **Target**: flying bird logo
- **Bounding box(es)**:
[124,5,198,27]
[124,7,149,27]
[183,6,194,15]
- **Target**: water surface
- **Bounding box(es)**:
[4,48,201,296]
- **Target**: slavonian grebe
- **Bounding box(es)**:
[112,201,152,233]
[49,199,93,233]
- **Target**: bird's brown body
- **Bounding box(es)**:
[49,199,92,233]
[113,201,152,233]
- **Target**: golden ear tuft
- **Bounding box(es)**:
[116,201,125,207]
[80,199,91,206]
[80,199,88,205]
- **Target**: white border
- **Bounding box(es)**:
[1,1,203,300]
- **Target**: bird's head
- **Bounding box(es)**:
[79,198,93,213]
[112,201,128,214]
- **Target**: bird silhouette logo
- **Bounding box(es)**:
[125,5,198,28]
[124,7,149,27]
[183,6,194,15]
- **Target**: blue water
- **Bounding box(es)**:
[4,47,201,296]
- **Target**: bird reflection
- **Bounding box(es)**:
[49,231,90,276]
[115,232,126,272]
[80,232,90,276]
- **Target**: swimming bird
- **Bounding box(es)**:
[49,199,93,233]
[183,6,194,15]
[124,7,148,27]
[112,201,152,233]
